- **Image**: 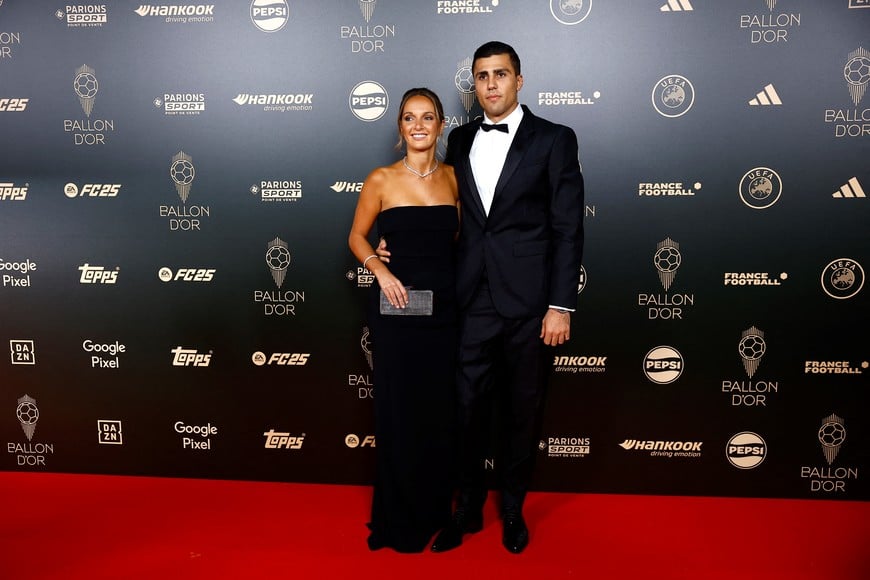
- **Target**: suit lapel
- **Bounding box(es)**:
[491,107,536,214]
[460,122,487,220]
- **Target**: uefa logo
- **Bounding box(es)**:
[349,81,388,122]
[250,0,288,32]
[550,0,592,25]
[739,167,782,209]
[651,75,694,118]
[821,258,864,300]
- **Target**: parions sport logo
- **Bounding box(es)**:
[154,93,205,116]
[250,0,288,32]
[349,81,388,122]
[56,5,108,27]
[539,436,590,458]
[250,180,302,202]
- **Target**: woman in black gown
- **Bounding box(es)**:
[348,88,459,553]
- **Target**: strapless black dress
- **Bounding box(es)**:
[366,205,458,553]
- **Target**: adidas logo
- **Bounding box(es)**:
[660,0,693,11]
[749,84,782,106]
[833,177,866,199]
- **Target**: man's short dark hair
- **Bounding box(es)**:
[472,41,521,76]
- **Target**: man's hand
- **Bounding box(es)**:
[375,238,391,263]
[540,308,571,346]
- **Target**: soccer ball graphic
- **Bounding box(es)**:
[170,159,195,186]
[654,247,681,273]
[265,245,291,271]
[661,85,685,108]
[73,72,99,99]
[818,422,846,448]
[454,66,474,94]
[738,335,766,361]
[16,401,39,425]
[844,56,870,86]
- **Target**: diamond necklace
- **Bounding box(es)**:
[402,156,439,178]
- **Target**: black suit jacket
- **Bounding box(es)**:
[446,105,584,318]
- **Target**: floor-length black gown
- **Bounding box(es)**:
[366,204,458,553]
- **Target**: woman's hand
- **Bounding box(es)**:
[376,269,408,308]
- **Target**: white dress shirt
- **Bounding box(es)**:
[469,105,524,216]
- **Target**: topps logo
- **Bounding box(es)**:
[64,183,121,198]
[0,183,28,201]
[264,430,304,449]
[0,98,29,112]
[171,347,212,367]
[78,264,118,284]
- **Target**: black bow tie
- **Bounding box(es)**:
[480,123,509,133]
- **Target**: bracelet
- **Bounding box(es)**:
[362,254,379,270]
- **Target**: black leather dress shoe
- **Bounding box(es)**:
[502,513,529,554]
[430,509,483,552]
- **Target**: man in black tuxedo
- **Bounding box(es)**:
[430,41,584,554]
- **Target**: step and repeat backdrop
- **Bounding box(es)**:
[1,1,868,500]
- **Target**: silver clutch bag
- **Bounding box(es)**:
[379,288,433,316]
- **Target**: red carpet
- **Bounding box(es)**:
[1,472,867,579]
